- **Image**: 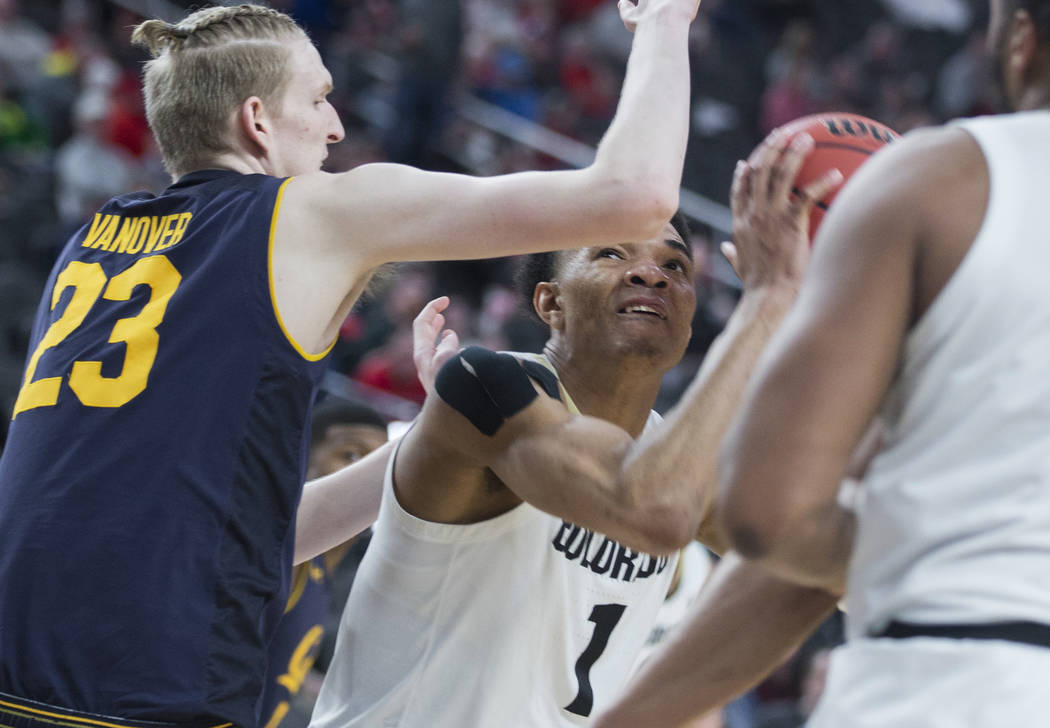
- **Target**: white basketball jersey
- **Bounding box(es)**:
[845,111,1050,639]
[310,355,676,727]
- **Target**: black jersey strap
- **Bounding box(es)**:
[519,358,562,401]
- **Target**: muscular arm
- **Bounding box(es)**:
[393,282,797,557]
[395,134,843,556]
[497,284,799,555]
[718,128,987,590]
[594,554,838,728]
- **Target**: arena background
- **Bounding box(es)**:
[0,1,995,724]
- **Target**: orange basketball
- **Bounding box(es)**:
[773,112,899,242]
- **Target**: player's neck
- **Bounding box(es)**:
[196,152,270,176]
[543,344,664,438]
[1014,85,1050,112]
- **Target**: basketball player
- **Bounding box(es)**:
[262,399,388,728]
[601,1,1050,725]
[309,127,843,726]
[0,2,704,727]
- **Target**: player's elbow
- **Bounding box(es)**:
[721,511,776,561]
[628,501,697,555]
[588,168,679,242]
[716,463,782,561]
[619,179,679,240]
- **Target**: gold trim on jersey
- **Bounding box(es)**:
[267,177,337,362]
[0,698,232,728]
[512,353,580,415]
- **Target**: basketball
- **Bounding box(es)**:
[773,113,899,242]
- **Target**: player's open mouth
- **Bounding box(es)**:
[618,305,666,320]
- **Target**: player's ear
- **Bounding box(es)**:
[1009,8,1039,76]
[534,282,563,329]
[238,96,273,154]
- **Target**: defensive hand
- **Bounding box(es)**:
[412,296,461,397]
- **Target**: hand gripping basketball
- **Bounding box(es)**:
[725,113,898,290]
[726,130,842,292]
[776,113,899,241]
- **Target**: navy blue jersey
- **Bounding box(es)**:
[0,170,332,728]
[258,558,329,728]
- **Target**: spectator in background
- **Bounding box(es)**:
[384,0,463,166]
[759,59,817,134]
[53,88,134,226]
[262,397,388,728]
[632,542,722,728]
[335,265,435,374]
[0,0,49,95]
[0,82,45,153]
[937,27,996,116]
[352,327,428,404]
[760,20,820,133]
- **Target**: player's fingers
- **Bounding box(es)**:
[618,0,640,31]
[423,330,461,396]
[720,241,740,277]
[436,329,460,361]
[412,296,450,365]
[772,133,814,205]
[747,129,787,202]
[413,296,450,332]
[796,168,844,214]
[730,160,752,217]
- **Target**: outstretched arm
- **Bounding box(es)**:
[273,0,703,355]
[397,134,841,555]
[594,554,838,728]
[293,439,394,565]
[294,0,702,269]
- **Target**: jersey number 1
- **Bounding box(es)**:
[12,256,181,417]
[564,602,626,717]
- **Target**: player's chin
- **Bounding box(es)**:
[617,331,683,362]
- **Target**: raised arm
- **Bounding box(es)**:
[280,0,699,265]
[717,127,987,590]
[271,0,702,355]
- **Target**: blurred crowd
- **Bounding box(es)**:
[0,0,1000,723]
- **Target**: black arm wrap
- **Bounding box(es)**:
[434,346,540,436]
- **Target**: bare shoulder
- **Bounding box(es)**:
[274,171,369,264]
[393,373,573,523]
[815,125,985,254]
[808,122,988,328]
[842,125,984,212]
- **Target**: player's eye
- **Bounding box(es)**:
[597,248,624,260]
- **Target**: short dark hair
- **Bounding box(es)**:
[1009,0,1050,42]
[514,212,693,312]
[310,398,386,446]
